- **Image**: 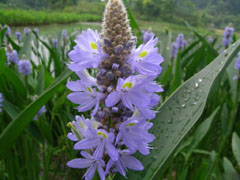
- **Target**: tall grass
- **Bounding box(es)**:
[0,9,101,26]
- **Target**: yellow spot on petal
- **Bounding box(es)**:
[97,131,108,138]
[123,82,133,89]
[139,51,148,58]
[87,86,93,93]
[90,42,98,50]
[126,122,136,127]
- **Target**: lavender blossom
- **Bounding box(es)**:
[141,29,155,44]
[233,51,240,80]
[222,26,234,48]
[62,29,67,39]
[52,38,58,48]
[6,50,19,64]
[67,151,105,180]
[33,106,46,120]
[171,42,178,59]
[0,93,3,112]
[176,34,187,50]
[33,28,39,35]
[15,32,21,42]
[24,27,31,35]
[68,29,106,71]
[66,0,164,179]
[6,26,11,36]
[18,59,32,76]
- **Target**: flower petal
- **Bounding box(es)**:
[67,158,92,169]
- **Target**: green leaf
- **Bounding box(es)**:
[187,107,219,155]
[114,40,240,180]
[170,52,182,93]
[35,66,45,95]
[0,48,6,73]
[0,69,72,159]
[232,132,240,167]
[223,157,238,179]
[2,100,20,120]
[19,34,32,59]
[6,36,20,52]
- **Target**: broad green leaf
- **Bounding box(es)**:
[223,157,238,179]
[19,34,32,59]
[114,40,240,180]
[2,100,19,120]
[35,66,45,95]
[232,132,240,167]
[0,69,72,159]
[0,48,6,73]
[187,107,219,154]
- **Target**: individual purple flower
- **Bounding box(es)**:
[176,34,187,50]
[6,50,19,64]
[67,115,100,141]
[67,151,105,180]
[128,38,163,76]
[33,106,46,120]
[33,28,39,35]
[116,117,155,155]
[141,29,155,44]
[68,29,106,71]
[171,42,178,59]
[222,26,234,48]
[15,32,21,42]
[6,26,11,36]
[18,60,32,76]
[67,77,105,116]
[52,38,58,48]
[24,27,31,35]
[105,149,144,177]
[0,93,3,112]
[74,129,119,161]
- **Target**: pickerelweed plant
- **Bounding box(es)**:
[66,0,164,179]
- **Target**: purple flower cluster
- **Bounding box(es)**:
[141,29,155,44]
[6,26,11,36]
[33,28,39,35]
[15,32,21,42]
[52,38,58,48]
[62,29,67,39]
[66,0,163,179]
[6,50,19,64]
[171,34,187,59]
[222,26,234,48]
[0,93,3,112]
[18,59,32,76]
[233,51,240,80]
[24,27,31,35]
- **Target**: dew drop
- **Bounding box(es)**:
[181,104,186,108]
[195,82,199,88]
[198,78,202,83]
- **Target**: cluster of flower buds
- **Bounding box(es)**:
[171,33,187,59]
[141,27,155,44]
[6,46,19,64]
[18,55,32,76]
[66,0,164,179]
[15,31,21,42]
[24,27,31,35]
[0,93,3,113]
[233,52,240,80]
[222,26,234,48]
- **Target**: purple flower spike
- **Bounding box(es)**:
[18,60,32,76]
[68,29,106,71]
[235,52,240,70]
[15,32,21,42]
[222,26,234,48]
[67,151,105,180]
[24,27,31,35]
[128,37,164,76]
[33,28,39,35]
[6,50,19,64]
[52,38,58,48]
[176,34,187,50]
[6,26,11,36]
[33,106,46,120]
[171,42,178,59]
[0,93,3,112]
